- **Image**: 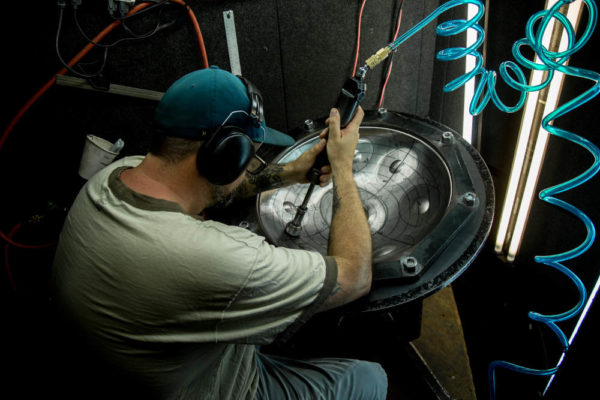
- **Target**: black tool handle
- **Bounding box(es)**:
[337,76,366,128]
[307,76,366,181]
[309,144,331,183]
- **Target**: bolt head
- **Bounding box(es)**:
[304,119,315,131]
[462,192,476,207]
[401,256,418,273]
[442,131,453,144]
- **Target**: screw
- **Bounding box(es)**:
[441,131,453,144]
[378,108,387,116]
[402,256,418,274]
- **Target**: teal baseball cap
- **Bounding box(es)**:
[154,67,294,147]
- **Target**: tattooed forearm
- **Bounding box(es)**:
[249,164,285,190]
[328,179,342,251]
[331,179,341,217]
[237,164,285,198]
[330,281,342,297]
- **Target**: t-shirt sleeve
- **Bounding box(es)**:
[275,255,337,344]
[197,222,338,345]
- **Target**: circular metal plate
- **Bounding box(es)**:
[259,127,452,263]
[256,111,494,312]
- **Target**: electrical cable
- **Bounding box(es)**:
[109,0,164,21]
[0,227,57,250]
[58,1,182,79]
[359,0,598,398]
[4,224,21,292]
[377,1,403,108]
[180,0,209,68]
[120,10,174,40]
[119,1,176,38]
[352,0,368,77]
[1,0,208,248]
[72,1,177,48]
[3,223,57,292]
[56,3,110,79]
[352,0,403,107]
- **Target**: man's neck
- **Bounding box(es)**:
[119,154,212,215]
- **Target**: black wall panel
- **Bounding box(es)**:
[275,0,441,131]
[0,0,446,218]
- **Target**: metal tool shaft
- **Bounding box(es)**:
[285,169,320,237]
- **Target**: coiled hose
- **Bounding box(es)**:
[362,0,598,398]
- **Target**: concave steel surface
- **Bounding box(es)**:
[258,126,452,263]
[256,111,494,311]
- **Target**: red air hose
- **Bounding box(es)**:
[4,224,21,292]
[352,0,368,77]
[378,7,403,108]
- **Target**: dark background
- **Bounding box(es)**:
[1,1,598,399]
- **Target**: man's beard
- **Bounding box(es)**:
[212,184,236,209]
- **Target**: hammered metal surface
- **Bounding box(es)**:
[258,126,452,263]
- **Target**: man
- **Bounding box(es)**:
[52,67,387,399]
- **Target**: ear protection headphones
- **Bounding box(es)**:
[196,76,264,185]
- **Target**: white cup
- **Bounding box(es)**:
[78,135,120,180]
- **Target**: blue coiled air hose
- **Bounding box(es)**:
[366,0,599,398]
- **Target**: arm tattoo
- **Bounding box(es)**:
[331,179,341,217]
[237,164,285,197]
[330,281,342,297]
[328,180,342,251]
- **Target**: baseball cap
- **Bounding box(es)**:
[154,67,295,147]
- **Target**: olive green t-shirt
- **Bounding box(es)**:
[52,156,337,399]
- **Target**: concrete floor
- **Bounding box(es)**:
[412,285,477,400]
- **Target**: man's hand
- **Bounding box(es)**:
[286,135,332,187]
[235,106,363,198]
[286,105,364,186]
[326,106,364,172]
[235,128,332,198]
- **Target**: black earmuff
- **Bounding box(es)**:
[196,76,264,185]
[196,127,255,185]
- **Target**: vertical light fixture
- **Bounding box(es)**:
[462,3,479,144]
[543,272,600,394]
[494,0,583,262]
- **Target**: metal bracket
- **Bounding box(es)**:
[223,10,242,76]
[373,256,424,283]
[55,75,164,101]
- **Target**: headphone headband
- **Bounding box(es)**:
[237,76,264,127]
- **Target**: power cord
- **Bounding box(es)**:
[378,0,404,109]
[56,0,181,79]
[73,3,177,48]
[56,1,110,79]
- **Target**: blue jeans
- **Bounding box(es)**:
[254,350,388,399]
